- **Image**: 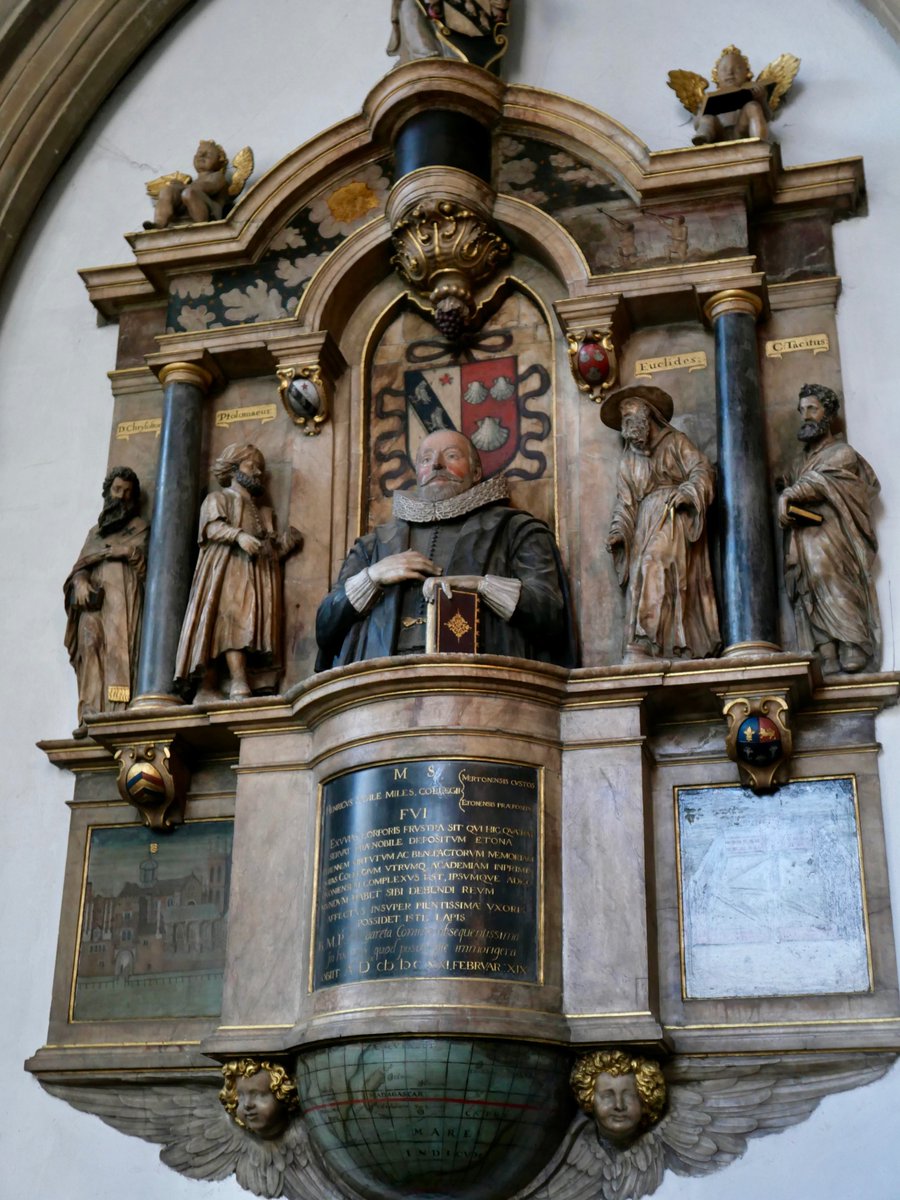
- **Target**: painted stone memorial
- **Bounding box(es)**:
[313,759,540,987]
[28,10,900,1200]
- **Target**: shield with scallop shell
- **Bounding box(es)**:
[403,355,521,479]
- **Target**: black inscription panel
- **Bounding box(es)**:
[312,759,540,989]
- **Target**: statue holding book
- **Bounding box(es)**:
[315,429,575,669]
[778,384,881,674]
[667,46,799,146]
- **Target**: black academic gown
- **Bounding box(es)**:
[315,503,576,670]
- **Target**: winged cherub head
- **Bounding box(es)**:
[219,1058,300,1139]
[571,1050,667,1145]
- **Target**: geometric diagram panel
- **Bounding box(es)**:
[676,778,870,999]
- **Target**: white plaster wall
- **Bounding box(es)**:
[1,1,898,1196]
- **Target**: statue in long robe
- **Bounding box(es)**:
[175,444,301,700]
[778,384,880,674]
[603,386,720,663]
[64,467,148,730]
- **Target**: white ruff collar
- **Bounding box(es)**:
[392,475,509,523]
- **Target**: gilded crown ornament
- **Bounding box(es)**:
[390,198,510,339]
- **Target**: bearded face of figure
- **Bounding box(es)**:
[98,475,137,535]
[415,431,482,501]
[234,452,266,496]
[797,394,833,444]
[620,399,653,451]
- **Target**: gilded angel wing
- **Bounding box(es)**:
[755,52,800,111]
[660,1054,893,1178]
[666,70,709,114]
[513,1112,666,1200]
[228,146,255,198]
[41,1080,342,1198]
[145,170,191,198]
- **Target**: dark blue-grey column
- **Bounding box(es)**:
[133,361,211,706]
[705,290,780,655]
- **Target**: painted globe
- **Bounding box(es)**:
[296,1038,574,1200]
[735,715,783,765]
[123,760,167,806]
[576,340,611,386]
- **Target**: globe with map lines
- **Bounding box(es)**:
[296,1037,575,1200]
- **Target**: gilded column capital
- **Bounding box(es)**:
[703,289,763,323]
[158,360,214,391]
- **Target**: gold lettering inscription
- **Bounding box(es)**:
[214,403,278,427]
[635,351,707,378]
[317,764,539,984]
[764,333,830,359]
[115,418,161,440]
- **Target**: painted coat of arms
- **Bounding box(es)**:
[369,297,553,528]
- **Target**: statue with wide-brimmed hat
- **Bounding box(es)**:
[603,385,721,662]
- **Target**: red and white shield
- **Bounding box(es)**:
[404,355,520,478]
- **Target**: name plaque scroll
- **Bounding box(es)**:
[312,759,541,989]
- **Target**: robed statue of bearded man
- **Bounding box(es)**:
[778,383,880,673]
[604,386,721,663]
[64,467,148,731]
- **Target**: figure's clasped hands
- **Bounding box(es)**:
[367,550,442,588]
[422,575,484,604]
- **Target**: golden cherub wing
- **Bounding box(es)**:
[666,70,709,114]
[755,53,800,111]
[145,171,191,198]
[228,146,255,198]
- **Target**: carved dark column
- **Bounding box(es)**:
[704,290,780,656]
[394,110,492,181]
[132,361,212,707]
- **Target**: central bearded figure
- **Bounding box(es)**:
[315,430,575,669]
